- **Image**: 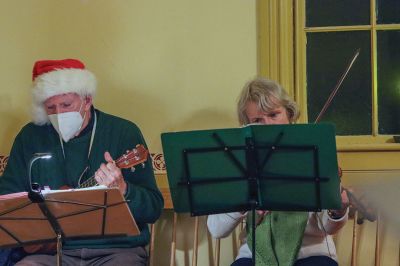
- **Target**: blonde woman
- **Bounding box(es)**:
[207,78,349,266]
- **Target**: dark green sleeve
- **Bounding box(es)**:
[119,124,164,224]
[0,132,29,195]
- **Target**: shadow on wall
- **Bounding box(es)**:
[164,108,237,133]
[97,87,238,150]
[0,86,29,153]
[0,110,29,155]
[94,84,168,148]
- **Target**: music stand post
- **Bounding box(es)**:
[245,136,259,266]
[28,186,64,266]
[162,124,342,266]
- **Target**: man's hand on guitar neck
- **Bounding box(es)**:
[95,151,127,195]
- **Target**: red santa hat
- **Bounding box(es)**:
[31,59,97,125]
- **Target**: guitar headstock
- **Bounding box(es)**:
[115,144,149,169]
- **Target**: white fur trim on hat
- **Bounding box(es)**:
[31,68,96,125]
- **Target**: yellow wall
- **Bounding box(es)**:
[0,0,257,155]
[0,1,53,153]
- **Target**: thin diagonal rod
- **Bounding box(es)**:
[314,48,360,123]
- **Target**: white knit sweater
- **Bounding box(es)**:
[207,210,348,262]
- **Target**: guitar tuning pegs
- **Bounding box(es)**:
[141,162,146,168]
[130,166,136,172]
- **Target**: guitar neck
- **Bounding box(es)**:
[77,144,149,189]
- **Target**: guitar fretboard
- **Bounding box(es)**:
[78,176,98,188]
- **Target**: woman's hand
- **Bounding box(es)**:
[256,210,270,225]
[240,210,270,225]
[328,188,349,219]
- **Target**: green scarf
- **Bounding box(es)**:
[247,211,308,266]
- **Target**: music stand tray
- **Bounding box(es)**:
[161,123,341,216]
[0,187,139,249]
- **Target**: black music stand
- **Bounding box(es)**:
[161,123,341,266]
[0,187,139,266]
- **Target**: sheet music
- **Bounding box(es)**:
[41,185,108,195]
[0,191,28,200]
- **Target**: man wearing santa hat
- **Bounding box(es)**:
[0,59,164,265]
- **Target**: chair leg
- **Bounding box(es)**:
[374,214,381,266]
[170,212,178,266]
[351,211,358,266]
[214,238,220,266]
[148,223,155,266]
[192,216,199,266]
[238,219,245,257]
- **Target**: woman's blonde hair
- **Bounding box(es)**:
[237,77,299,125]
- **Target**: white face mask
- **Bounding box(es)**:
[48,102,86,142]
